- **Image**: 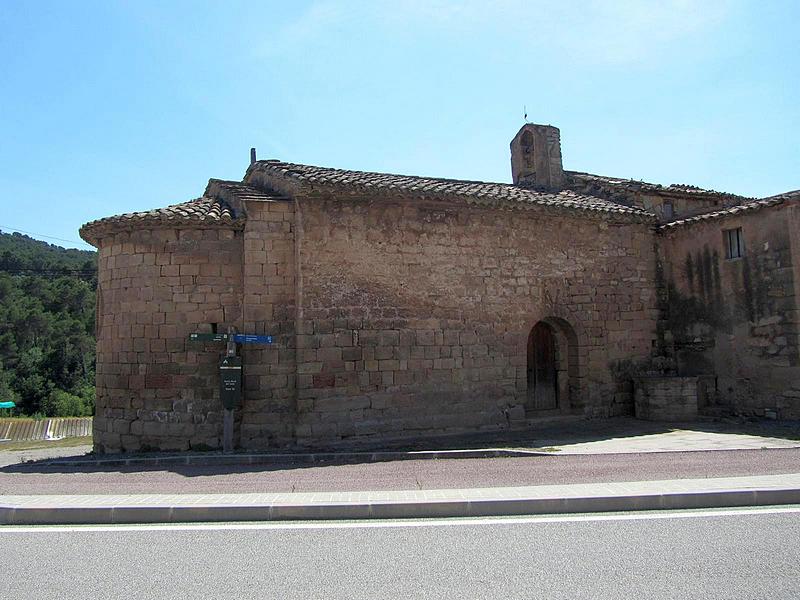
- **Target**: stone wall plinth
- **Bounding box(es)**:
[634,377,699,421]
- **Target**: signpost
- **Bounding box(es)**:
[188,327,274,453]
[189,332,231,343]
[233,334,273,344]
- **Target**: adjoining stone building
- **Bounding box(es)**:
[80,123,800,453]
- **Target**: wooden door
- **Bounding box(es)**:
[527,323,558,410]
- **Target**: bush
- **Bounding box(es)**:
[76,383,95,416]
[40,389,92,417]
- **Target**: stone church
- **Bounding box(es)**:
[80,123,800,453]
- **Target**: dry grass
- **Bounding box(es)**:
[0,436,92,452]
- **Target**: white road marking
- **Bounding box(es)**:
[1,506,799,533]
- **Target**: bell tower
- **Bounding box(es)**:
[510,123,563,190]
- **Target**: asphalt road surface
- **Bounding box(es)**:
[1,507,798,599]
[2,448,799,495]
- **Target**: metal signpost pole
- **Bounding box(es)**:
[189,330,273,454]
[223,327,237,454]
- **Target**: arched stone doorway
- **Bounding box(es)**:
[527,318,579,411]
[527,322,558,409]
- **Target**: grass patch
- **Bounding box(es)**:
[0,436,92,452]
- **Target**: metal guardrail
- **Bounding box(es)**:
[0,417,92,442]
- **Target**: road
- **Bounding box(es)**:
[2,448,800,495]
[1,507,798,599]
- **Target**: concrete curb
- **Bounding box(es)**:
[32,448,553,468]
[3,481,799,525]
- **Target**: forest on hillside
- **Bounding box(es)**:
[0,231,96,417]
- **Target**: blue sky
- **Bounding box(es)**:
[1,0,797,250]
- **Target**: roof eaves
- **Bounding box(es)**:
[79,197,245,247]
[659,192,800,231]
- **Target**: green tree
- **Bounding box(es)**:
[0,232,97,416]
[41,389,92,417]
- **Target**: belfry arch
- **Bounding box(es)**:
[526,317,579,411]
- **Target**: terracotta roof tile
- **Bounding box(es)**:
[205,179,287,203]
[659,190,800,230]
[565,170,753,202]
[247,160,655,222]
[79,197,244,246]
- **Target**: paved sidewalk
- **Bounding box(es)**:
[3,417,799,468]
[2,473,799,525]
[551,429,800,454]
[5,427,791,469]
[2,418,799,524]
[4,447,800,496]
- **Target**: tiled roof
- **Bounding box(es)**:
[659,190,800,230]
[205,179,286,203]
[79,197,244,246]
[565,171,753,201]
[247,160,655,222]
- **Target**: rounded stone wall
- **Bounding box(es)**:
[92,227,243,453]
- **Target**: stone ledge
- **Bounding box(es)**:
[3,474,799,525]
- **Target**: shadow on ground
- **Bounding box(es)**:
[2,417,799,477]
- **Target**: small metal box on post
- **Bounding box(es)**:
[188,328,274,453]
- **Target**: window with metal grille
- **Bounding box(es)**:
[724,227,744,259]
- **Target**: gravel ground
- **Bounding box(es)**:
[2,447,799,496]
[2,418,799,496]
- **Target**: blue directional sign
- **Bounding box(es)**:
[233,334,273,344]
[189,333,274,344]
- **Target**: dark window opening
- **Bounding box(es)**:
[663,202,674,220]
[521,130,534,154]
[724,227,744,259]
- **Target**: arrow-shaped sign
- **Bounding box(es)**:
[234,334,273,344]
